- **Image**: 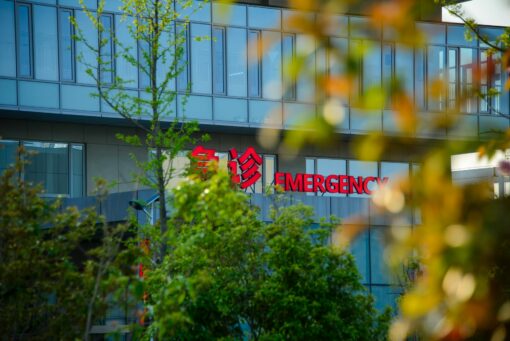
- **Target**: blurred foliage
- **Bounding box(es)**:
[139,171,389,340]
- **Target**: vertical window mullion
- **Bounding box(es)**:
[16,3,33,78]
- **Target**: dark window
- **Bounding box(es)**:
[282,33,296,100]
[59,9,74,81]
[248,30,261,97]
[213,26,226,94]
[100,14,114,84]
[16,3,32,77]
[176,23,189,91]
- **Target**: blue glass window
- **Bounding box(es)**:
[176,23,189,91]
[0,140,18,174]
[262,31,282,100]
[282,33,296,101]
[460,48,477,113]
[382,43,394,107]
[138,39,150,89]
[75,10,97,84]
[427,46,446,111]
[24,141,84,198]
[362,41,381,91]
[448,48,457,110]
[100,14,114,84]
[16,3,32,78]
[0,0,16,77]
[395,44,414,100]
[227,28,247,97]
[248,30,261,97]
[213,26,225,94]
[34,5,58,81]
[191,23,212,94]
[415,48,425,110]
[59,9,75,81]
[481,50,509,116]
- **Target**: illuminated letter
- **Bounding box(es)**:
[376,177,389,186]
[313,174,325,193]
[363,176,377,194]
[350,176,364,194]
[286,173,303,192]
[274,172,285,188]
[339,175,349,194]
[303,174,314,192]
[325,175,339,193]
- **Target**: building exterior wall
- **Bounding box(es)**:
[0,0,509,314]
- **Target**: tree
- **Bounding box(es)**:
[0,149,137,340]
[141,170,390,340]
[73,0,207,259]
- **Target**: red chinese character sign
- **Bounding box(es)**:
[191,145,263,189]
[228,147,263,189]
[190,145,219,174]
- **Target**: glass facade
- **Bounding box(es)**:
[0,0,509,316]
[0,140,84,197]
[0,1,506,128]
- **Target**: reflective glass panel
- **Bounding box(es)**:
[227,28,247,97]
[0,0,16,77]
[59,9,74,81]
[71,144,83,197]
[191,23,212,94]
[24,141,69,196]
[100,15,114,84]
[34,5,58,81]
[262,31,282,100]
[17,4,32,77]
[248,30,260,97]
[460,48,476,113]
[0,140,18,174]
[213,27,225,94]
[448,48,457,110]
[282,34,296,100]
[427,46,446,111]
[176,24,189,91]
